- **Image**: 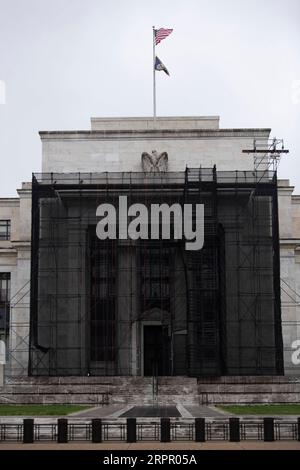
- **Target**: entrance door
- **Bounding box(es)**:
[143,325,169,376]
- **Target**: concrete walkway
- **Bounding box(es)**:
[70,404,126,418]
[184,405,227,418]
[73,404,226,419]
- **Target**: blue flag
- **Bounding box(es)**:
[155,56,170,76]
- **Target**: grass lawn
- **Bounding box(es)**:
[0,404,92,416]
[218,404,300,415]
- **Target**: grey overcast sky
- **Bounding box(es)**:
[0,0,299,196]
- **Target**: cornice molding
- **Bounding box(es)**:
[280,238,300,246]
[39,128,271,141]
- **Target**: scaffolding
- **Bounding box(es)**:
[28,168,283,376]
[243,137,289,173]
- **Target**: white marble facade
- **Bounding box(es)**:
[278,181,300,374]
[0,183,31,376]
[0,116,299,375]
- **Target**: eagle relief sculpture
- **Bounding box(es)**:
[141,150,168,173]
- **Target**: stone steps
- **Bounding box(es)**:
[197,376,300,404]
[0,394,109,405]
[110,395,200,405]
[197,384,300,393]
[197,376,300,384]
[0,376,198,405]
[4,376,194,386]
[199,393,300,404]
[1,376,300,405]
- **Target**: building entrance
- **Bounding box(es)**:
[143,325,170,376]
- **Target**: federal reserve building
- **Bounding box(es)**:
[1,116,299,404]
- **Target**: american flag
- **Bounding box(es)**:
[155,28,173,45]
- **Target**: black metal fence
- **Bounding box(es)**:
[0,418,300,443]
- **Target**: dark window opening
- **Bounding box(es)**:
[0,272,10,339]
[0,220,11,241]
[89,233,116,362]
[140,243,171,311]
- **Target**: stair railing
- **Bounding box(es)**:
[152,360,158,405]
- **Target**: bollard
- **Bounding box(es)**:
[229,418,240,442]
[127,418,136,443]
[297,417,300,442]
[57,418,68,443]
[195,418,205,442]
[92,419,102,443]
[23,418,34,444]
[161,418,170,442]
[263,417,274,442]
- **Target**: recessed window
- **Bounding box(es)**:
[0,273,10,337]
[140,243,171,311]
[0,220,11,240]
[89,232,116,362]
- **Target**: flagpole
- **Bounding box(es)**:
[152,26,156,119]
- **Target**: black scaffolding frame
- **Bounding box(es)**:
[29,168,283,376]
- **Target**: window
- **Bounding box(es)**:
[140,243,171,311]
[0,220,11,240]
[0,273,10,337]
[89,232,116,362]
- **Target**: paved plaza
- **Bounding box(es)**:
[71,404,227,419]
